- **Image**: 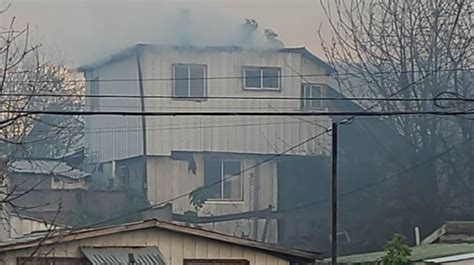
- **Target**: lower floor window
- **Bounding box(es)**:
[204,160,242,201]
[184,259,249,265]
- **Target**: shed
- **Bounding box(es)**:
[0,219,320,265]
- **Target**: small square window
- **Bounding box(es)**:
[244,68,261,88]
[302,84,323,109]
[204,160,242,201]
[243,67,280,90]
[173,64,206,98]
[262,68,279,88]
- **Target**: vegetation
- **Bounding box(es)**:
[379,234,412,265]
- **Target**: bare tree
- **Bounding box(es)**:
[319,0,473,244]
[0,6,84,241]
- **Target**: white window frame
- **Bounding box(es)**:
[243,66,281,91]
[206,160,243,202]
[172,64,207,98]
[301,83,323,110]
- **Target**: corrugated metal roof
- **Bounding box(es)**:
[327,243,474,264]
[81,247,165,265]
[10,159,90,179]
[424,252,474,263]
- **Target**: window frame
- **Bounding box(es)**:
[172,63,208,100]
[242,66,281,91]
[301,83,324,110]
[184,259,250,265]
[205,159,244,202]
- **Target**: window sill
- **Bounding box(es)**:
[171,96,208,102]
[243,87,281,92]
[205,200,245,204]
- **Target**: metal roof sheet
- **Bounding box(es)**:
[10,159,90,180]
[81,247,166,265]
[328,243,474,264]
[424,252,474,263]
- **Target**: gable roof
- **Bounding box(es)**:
[77,44,335,74]
[0,218,320,262]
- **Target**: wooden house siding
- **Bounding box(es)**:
[84,56,144,163]
[146,155,278,242]
[84,47,332,163]
[0,228,289,265]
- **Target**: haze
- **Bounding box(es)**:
[0,0,328,66]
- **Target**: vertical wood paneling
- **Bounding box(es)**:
[194,237,209,258]
[171,233,185,265]
[146,155,278,242]
[0,227,291,265]
[137,48,330,157]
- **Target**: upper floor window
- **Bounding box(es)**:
[90,77,100,110]
[173,64,206,98]
[301,83,323,109]
[204,159,242,201]
[243,67,280,90]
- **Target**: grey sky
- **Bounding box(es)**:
[0,0,330,66]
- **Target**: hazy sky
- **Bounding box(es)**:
[0,0,330,66]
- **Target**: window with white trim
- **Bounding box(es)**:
[243,67,280,90]
[173,64,206,98]
[204,160,242,200]
[301,83,323,109]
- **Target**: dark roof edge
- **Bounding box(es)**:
[77,44,143,72]
[77,44,334,74]
[280,47,335,73]
[0,219,320,262]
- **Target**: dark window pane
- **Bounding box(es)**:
[262,68,279,88]
[244,68,261,88]
[204,160,222,199]
[223,161,241,200]
[190,66,205,97]
[174,65,189,97]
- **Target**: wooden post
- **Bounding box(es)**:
[331,122,338,265]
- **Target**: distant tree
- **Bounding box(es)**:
[319,0,473,246]
[0,6,83,226]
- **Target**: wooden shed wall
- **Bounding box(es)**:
[0,228,289,265]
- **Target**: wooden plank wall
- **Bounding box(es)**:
[1,228,289,265]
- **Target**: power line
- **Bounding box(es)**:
[2,93,474,103]
[70,129,332,230]
[3,67,471,84]
[280,137,472,214]
[2,110,474,117]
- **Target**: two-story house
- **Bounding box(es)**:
[78,44,336,243]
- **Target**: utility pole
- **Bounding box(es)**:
[331,122,338,265]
